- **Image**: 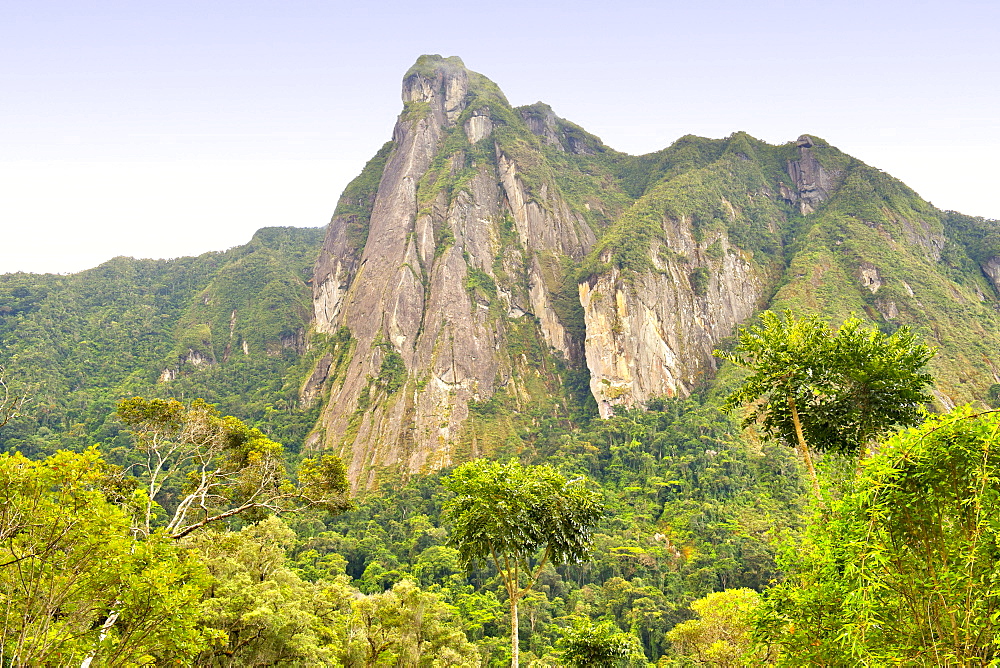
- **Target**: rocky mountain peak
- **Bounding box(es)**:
[785,134,840,214]
[402,55,469,125]
[307,56,601,487]
[303,58,1000,487]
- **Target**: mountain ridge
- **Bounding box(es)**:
[306,55,1000,485]
[2,55,998,490]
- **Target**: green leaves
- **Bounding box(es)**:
[666,588,771,665]
[0,448,208,665]
[443,459,603,665]
[116,396,349,538]
[557,617,644,667]
[442,460,603,572]
[758,407,1000,663]
[717,310,934,457]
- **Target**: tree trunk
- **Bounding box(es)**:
[81,609,119,668]
[510,595,519,668]
[787,395,820,498]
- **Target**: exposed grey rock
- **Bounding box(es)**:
[464,109,493,142]
[301,353,333,407]
[402,57,469,125]
[984,256,1000,294]
[858,262,882,293]
[900,217,945,261]
[518,104,562,148]
[313,213,364,334]
[581,229,764,418]
[309,57,594,486]
[875,298,899,320]
[786,135,840,214]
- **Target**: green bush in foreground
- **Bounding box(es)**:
[758,407,1000,665]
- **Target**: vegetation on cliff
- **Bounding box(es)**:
[0,226,324,459]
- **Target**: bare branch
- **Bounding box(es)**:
[0,368,28,430]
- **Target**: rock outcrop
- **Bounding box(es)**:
[983,256,1000,294]
[581,225,765,418]
[783,135,840,214]
[308,56,597,486]
[307,57,1000,486]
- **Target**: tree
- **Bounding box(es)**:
[344,579,479,667]
[716,311,933,491]
[115,397,349,539]
[666,588,772,667]
[442,459,603,667]
[187,516,352,666]
[557,617,644,667]
[70,397,350,666]
[0,448,208,666]
[757,407,1000,664]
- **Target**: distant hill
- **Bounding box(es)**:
[0,226,324,457]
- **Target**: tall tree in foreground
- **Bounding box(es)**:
[442,460,603,668]
[72,398,350,667]
[716,311,933,492]
[115,397,349,538]
[758,407,1000,664]
[0,448,207,666]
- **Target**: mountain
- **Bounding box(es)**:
[0,227,325,457]
[2,55,999,488]
[305,55,1000,486]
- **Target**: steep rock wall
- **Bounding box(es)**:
[582,227,765,417]
[983,256,1000,294]
[308,59,1000,484]
[309,57,596,486]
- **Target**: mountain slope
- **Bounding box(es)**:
[307,56,618,486]
[0,227,324,457]
[307,56,1000,485]
[2,56,998,489]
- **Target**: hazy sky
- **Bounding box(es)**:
[2,0,997,274]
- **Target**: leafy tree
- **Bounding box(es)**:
[557,617,644,667]
[344,579,478,667]
[187,516,353,666]
[757,407,1000,664]
[666,588,772,666]
[442,460,603,667]
[716,311,933,490]
[115,397,349,538]
[0,448,207,666]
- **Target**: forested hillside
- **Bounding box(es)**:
[0,226,324,458]
[2,55,1000,666]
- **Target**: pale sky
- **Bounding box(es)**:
[2,0,997,274]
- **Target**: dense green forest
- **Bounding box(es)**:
[0,382,807,665]
[4,336,999,665]
[0,226,325,459]
[2,223,999,664]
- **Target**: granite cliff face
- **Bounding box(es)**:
[983,256,1000,294]
[581,236,764,418]
[307,57,600,486]
[782,134,841,214]
[307,56,1000,486]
